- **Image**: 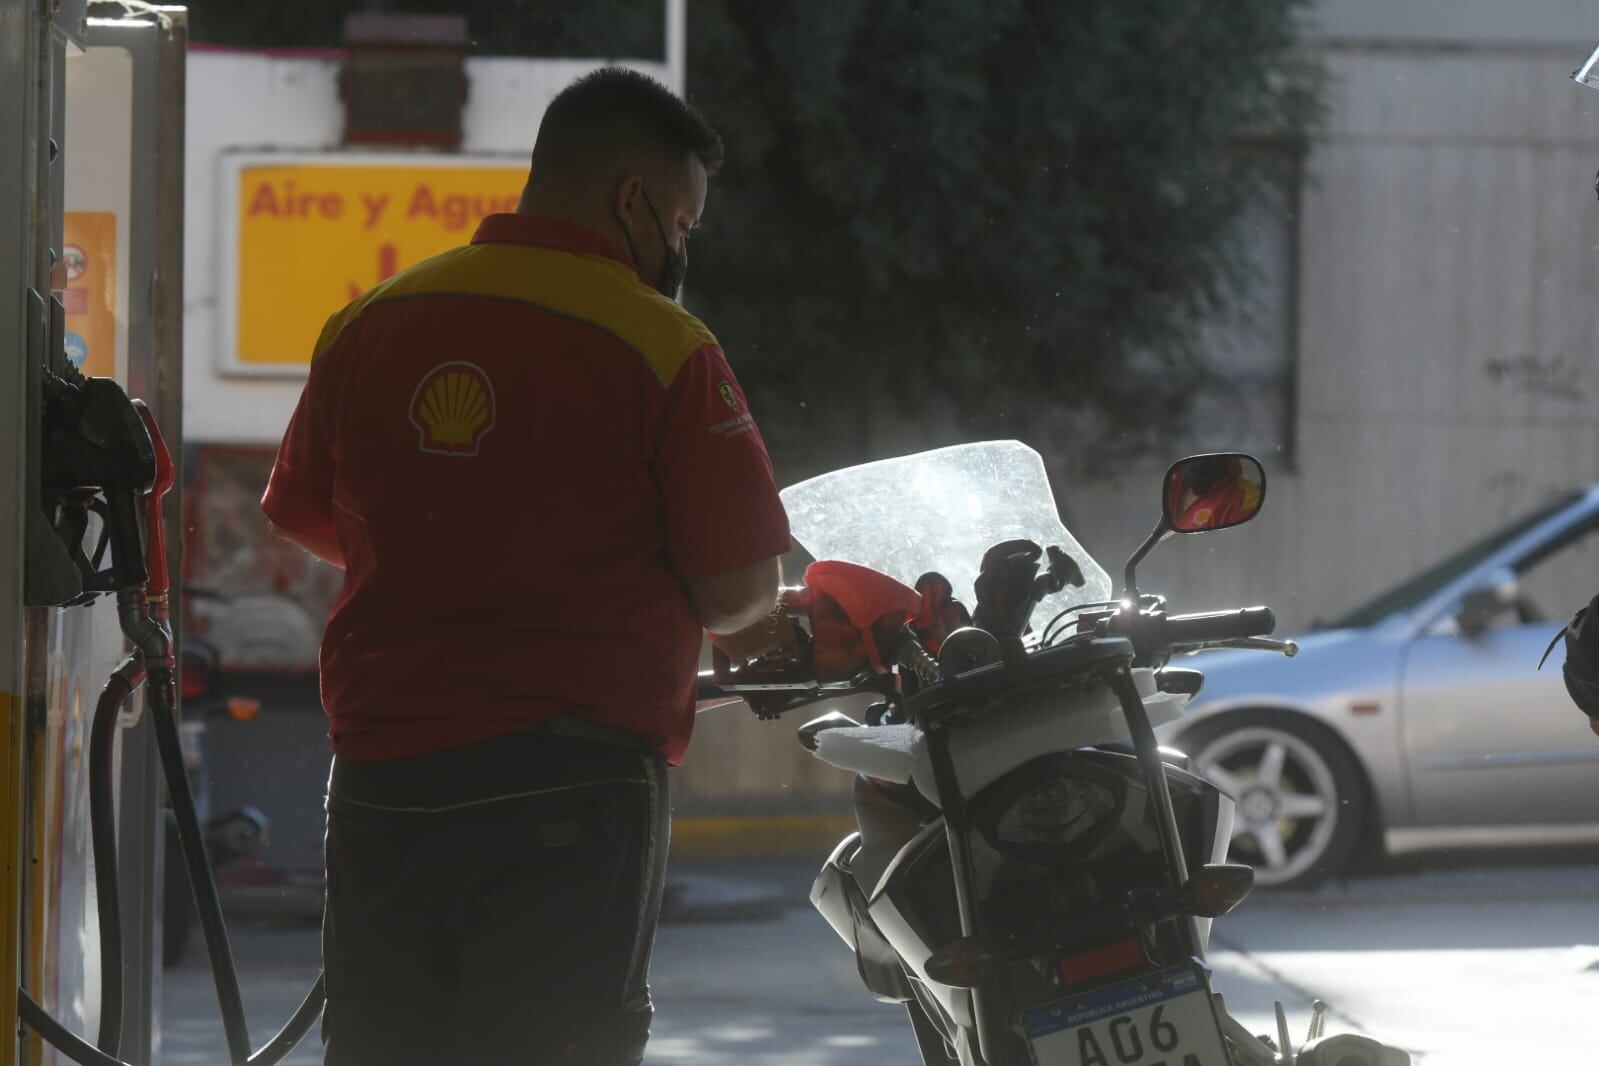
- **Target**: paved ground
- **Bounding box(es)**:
[159,849,1599,1065]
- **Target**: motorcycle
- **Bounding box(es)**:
[699,441,1409,1066]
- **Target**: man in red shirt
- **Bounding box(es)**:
[263,67,792,1065]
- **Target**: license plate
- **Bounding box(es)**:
[1023,966,1230,1066]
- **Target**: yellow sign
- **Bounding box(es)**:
[233,161,526,370]
[62,211,118,377]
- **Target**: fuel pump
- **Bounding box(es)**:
[2,3,330,1064]
[18,368,326,1065]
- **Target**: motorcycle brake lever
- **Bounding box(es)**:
[1179,636,1299,658]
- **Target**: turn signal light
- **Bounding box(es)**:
[924,937,1002,988]
[227,696,263,722]
[1186,863,1255,918]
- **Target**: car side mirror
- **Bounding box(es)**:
[1457,568,1519,638]
[1163,453,1267,533]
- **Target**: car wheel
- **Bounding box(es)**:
[1181,711,1366,890]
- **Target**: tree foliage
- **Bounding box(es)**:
[688,0,1321,465]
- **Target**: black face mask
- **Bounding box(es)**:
[619,187,686,300]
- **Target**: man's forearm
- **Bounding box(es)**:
[685,555,781,634]
[268,521,346,569]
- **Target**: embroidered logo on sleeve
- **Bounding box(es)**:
[708,412,755,438]
[409,361,497,456]
[717,381,741,413]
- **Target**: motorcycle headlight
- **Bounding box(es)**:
[993,777,1118,847]
[971,753,1132,863]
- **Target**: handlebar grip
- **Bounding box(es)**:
[1162,607,1276,646]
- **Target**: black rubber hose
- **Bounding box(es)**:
[88,659,144,1056]
[20,974,327,1066]
[146,656,327,1066]
[20,980,332,1066]
[21,660,325,1066]
[142,663,253,1064]
[22,591,328,1066]
[246,973,327,1066]
[19,991,136,1066]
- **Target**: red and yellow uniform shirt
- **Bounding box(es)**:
[262,214,791,765]
[1165,458,1263,532]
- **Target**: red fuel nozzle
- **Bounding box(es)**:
[132,400,173,599]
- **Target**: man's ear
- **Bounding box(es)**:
[613,173,644,221]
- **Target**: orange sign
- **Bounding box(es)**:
[62,212,118,377]
[230,159,526,372]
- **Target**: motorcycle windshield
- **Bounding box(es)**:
[781,441,1114,632]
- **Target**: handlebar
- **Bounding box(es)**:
[698,603,1282,717]
[1160,607,1276,647]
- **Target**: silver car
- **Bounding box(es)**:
[1166,488,1599,888]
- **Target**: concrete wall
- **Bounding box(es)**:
[1291,44,1599,605]
[1066,41,1599,629]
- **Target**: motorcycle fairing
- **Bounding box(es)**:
[811,668,1192,805]
[830,751,1235,1039]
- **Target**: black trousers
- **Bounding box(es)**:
[322,728,669,1066]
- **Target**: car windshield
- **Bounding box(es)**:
[1327,493,1581,629]
[779,440,1114,629]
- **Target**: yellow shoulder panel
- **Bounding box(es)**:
[310,242,717,384]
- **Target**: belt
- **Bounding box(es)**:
[523,713,650,753]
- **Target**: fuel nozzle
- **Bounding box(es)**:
[133,398,175,602]
[39,368,159,601]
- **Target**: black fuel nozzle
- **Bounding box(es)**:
[39,369,158,601]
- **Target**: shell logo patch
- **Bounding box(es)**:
[409,361,496,457]
[717,381,740,414]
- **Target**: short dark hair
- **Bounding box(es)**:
[531,67,723,181]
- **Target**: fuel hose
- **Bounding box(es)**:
[20,642,328,1066]
[18,398,328,1065]
[88,658,144,1056]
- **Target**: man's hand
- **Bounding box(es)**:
[709,608,798,666]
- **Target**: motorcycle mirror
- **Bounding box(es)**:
[1163,453,1267,534]
[1122,453,1267,600]
[1182,863,1255,918]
